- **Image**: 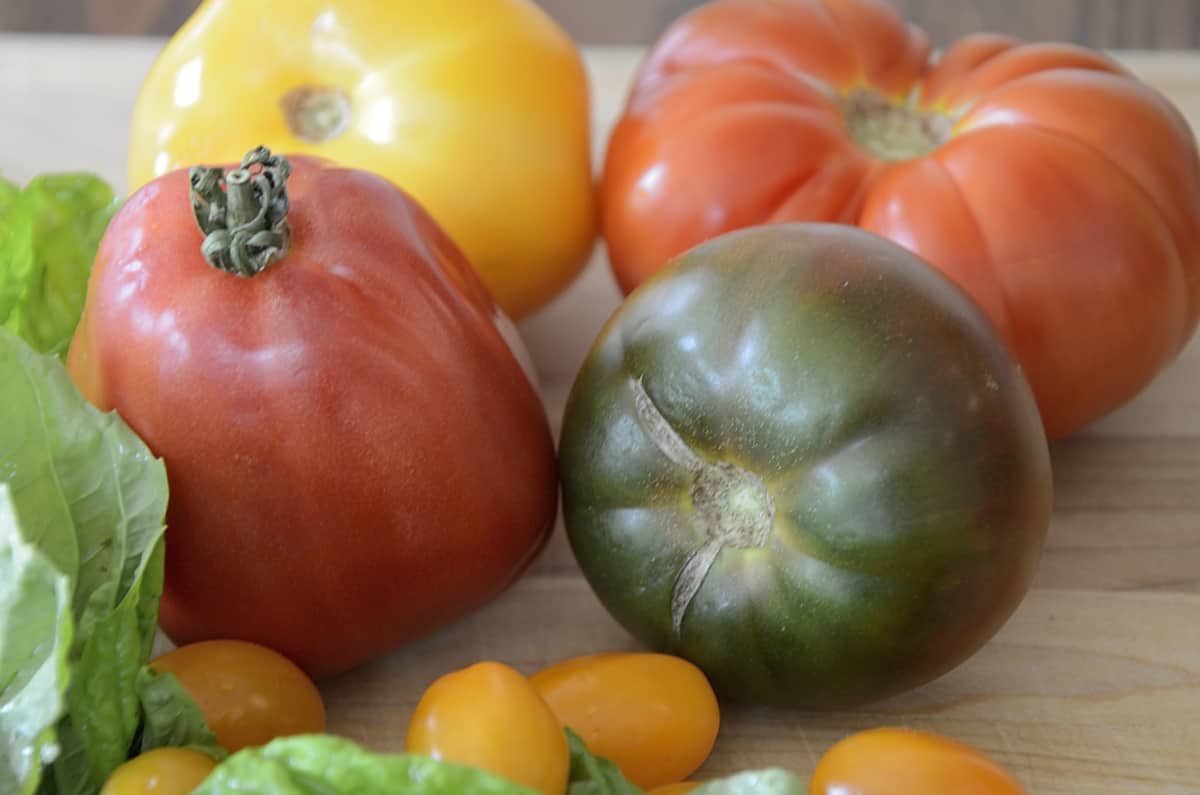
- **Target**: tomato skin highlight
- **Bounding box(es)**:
[67,154,559,679]
[406,661,569,795]
[810,727,1028,795]
[599,0,1200,439]
[150,639,326,753]
[530,652,720,790]
[100,748,217,795]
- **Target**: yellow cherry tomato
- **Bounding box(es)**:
[100,748,216,795]
[150,640,326,753]
[810,727,1028,795]
[127,0,596,320]
[406,661,568,795]
[530,653,720,790]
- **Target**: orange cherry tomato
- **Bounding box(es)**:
[648,783,702,795]
[810,727,1028,794]
[100,748,216,795]
[406,661,569,795]
[150,639,326,753]
[530,653,720,790]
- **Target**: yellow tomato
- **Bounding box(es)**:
[150,640,326,753]
[530,653,720,790]
[128,0,596,319]
[648,784,702,795]
[810,727,1028,795]
[100,749,216,795]
[406,661,569,795]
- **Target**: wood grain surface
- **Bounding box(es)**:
[1,0,1199,48]
[2,34,1198,793]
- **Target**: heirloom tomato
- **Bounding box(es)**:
[600,0,1200,439]
[810,727,1027,795]
[128,0,596,319]
[559,224,1052,708]
[67,147,558,678]
[530,652,719,789]
[406,661,569,795]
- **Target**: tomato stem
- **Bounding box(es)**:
[841,90,951,162]
[189,146,292,277]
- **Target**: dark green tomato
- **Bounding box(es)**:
[558,224,1052,708]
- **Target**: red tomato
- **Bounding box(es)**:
[530,653,719,789]
[406,661,569,795]
[150,640,325,752]
[600,0,1200,440]
[67,147,558,678]
[810,727,1027,794]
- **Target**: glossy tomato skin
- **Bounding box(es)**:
[811,727,1027,794]
[600,0,1200,439]
[530,653,719,789]
[128,0,596,319]
[559,224,1052,708]
[67,156,559,679]
[406,661,569,795]
[100,749,217,795]
[150,640,325,752]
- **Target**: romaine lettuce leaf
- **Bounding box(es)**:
[194,734,542,795]
[691,769,806,795]
[0,172,118,358]
[0,327,218,792]
[0,484,74,795]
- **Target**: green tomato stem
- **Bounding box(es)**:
[189,146,292,277]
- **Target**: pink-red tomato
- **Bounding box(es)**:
[67,147,558,678]
[100,748,216,795]
[406,661,569,795]
[810,727,1027,794]
[530,653,719,789]
[150,639,325,752]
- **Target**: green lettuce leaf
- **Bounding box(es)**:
[0,172,118,358]
[0,327,209,792]
[135,668,225,761]
[691,769,806,795]
[565,728,643,795]
[0,484,74,795]
[194,734,543,795]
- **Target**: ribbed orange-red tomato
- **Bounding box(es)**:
[810,727,1027,794]
[601,0,1200,439]
[530,653,719,789]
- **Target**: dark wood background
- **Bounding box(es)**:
[2,0,1199,48]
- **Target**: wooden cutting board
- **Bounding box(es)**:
[2,36,1198,794]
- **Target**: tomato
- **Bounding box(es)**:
[558,224,1052,708]
[648,784,701,795]
[530,653,719,789]
[599,0,1200,439]
[100,749,216,795]
[127,0,596,320]
[67,147,558,678]
[406,661,569,795]
[150,640,325,752]
[811,727,1027,794]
